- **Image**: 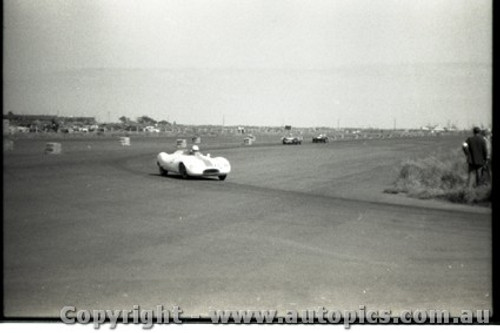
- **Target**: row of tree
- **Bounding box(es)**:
[119,115,170,126]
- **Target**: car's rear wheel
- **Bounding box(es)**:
[179,163,188,179]
[218,175,227,181]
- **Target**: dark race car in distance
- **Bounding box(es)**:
[312,134,329,143]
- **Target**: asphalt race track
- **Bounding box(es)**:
[3,135,491,318]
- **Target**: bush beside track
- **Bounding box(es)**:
[385,149,491,206]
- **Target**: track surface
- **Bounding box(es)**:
[3,136,491,317]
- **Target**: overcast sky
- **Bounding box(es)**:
[3,0,492,128]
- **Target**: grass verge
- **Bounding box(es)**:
[384,149,491,205]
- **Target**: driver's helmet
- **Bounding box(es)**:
[191,145,200,153]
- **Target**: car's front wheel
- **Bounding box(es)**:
[158,163,168,176]
[218,175,227,181]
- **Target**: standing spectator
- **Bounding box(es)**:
[462,127,488,188]
[481,129,492,183]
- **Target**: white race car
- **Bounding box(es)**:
[282,135,303,145]
[156,145,231,180]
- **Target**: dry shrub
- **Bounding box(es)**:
[387,149,490,205]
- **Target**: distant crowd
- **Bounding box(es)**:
[462,127,492,188]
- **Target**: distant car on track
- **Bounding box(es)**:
[157,145,231,180]
[282,135,303,145]
[312,134,329,143]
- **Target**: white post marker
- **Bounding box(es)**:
[119,137,130,146]
[176,139,187,149]
[45,142,62,154]
[3,139,14,152]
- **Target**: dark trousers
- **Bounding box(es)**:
[468,164,484,188]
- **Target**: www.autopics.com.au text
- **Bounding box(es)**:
[60,305,490,328]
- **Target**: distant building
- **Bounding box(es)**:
[144,125,160,133]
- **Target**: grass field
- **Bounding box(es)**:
[385,149,491,205]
